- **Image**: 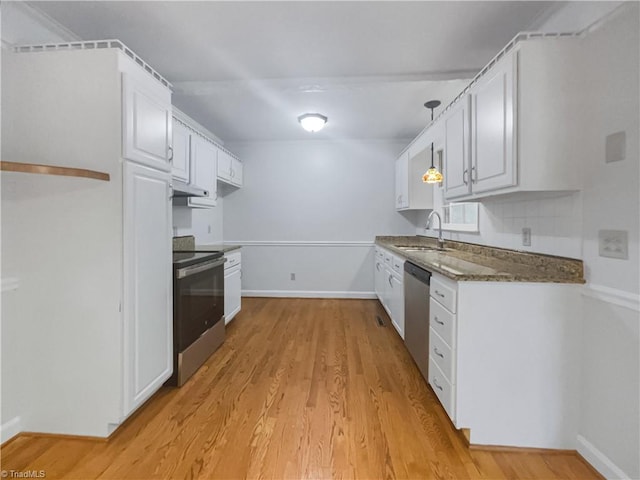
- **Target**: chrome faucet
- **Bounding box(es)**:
[427,210,444,250]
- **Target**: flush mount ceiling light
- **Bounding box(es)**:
[298,113,327,133]
[422,100,443,184]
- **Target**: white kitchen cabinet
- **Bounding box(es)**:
[427,272,581,449]
[122,72,172,172]
[374,246,405,338]
[123,162,173,415]
[395,152,409,209]
[171,118,191,182]
[443,95,472,199]
[429,35,583,202]
[217,148,243,188]
[188,135,218,208]
[2,43,174,437]
[224,250,242,325]
[470,52,516,194]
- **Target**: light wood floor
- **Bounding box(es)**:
[1,298,601,479]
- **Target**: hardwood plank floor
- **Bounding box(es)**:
[0,298,601,479]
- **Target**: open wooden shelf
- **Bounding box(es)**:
[0,161,110,182]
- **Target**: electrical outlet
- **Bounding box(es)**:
[599,230,628,259]
[290,273,296,281]
[522,227,531,246]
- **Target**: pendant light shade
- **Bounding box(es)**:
[423,166,443,184]
[298,113,327,132]
[422,100,443,184]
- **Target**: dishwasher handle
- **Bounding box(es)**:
[404,261,431,285]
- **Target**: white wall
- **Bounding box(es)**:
[0,2,79,48]
[173,200,224,244]
[224,139,416,296]
[574,5,639,479]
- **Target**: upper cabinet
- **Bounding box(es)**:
[171,118,191,182]
[217,148,243,188]
[427,35,584,202]
[443,96,472,199]
[470,52,516,194]
[188,134,218,208]
[122,72,172,172]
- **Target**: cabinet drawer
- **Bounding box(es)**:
[430,298,455,346]
[429,327,454,381]
[375,248,384,259]
[431,276,457,313]
[429,358,455,421]
[391,255,404,274]
[383,251,392,266]
[225,251,241,270]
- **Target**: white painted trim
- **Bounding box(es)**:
[577,434,631,480]
[1,417,22,444]
[224,241,374,247]
[1,278,20,292]
[242,290,376,299]
[582,284,640,312]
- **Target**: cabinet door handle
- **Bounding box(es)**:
[376,263,381,272]
[471,165,477,184]
[435,290,445,298]
[388,275,393,287]
[434,347,444,358]
[463,169,469,185]
[434,316,444,326]
[433,378,443,391]
[167,146,174,163]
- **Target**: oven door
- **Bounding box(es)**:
[174,257,225,352]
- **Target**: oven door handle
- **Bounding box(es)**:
[176,258,226,279]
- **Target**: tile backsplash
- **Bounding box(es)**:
[419,192,583,259]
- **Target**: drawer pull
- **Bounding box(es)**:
[434,347,444,358]
[388,275,393,287]
[435,290,445,298]
[433,378,443,391]
[434,316,444,326]
[376,263,381,271]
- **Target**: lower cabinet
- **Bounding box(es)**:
[428,272,581,449]
[123,162,173,416]
[374,246,405,339]
[224,250,242,324]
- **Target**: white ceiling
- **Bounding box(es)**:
[29,1,565,143]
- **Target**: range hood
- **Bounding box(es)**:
[172,180,208,198]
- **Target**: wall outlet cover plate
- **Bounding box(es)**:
[598,230,628,259]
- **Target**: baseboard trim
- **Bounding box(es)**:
[468,443,576,455]
[577,434,630,480]
[242,290,377,299]
[1,416,22,445]
[582,284,640,312]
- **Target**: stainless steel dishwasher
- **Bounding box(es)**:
[404,262,431,381]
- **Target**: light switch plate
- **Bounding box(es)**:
[598,230,628,259]
[522,227,531,246]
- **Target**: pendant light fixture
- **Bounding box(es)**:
[298,113,328,132]
[422,100,443,184]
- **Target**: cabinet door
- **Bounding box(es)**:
[188,136,218,208]
[122,73,172,172]
[217,149,233,182]
[231,158,243,187]
[395,152,409,209]
[123,162,173,416]
[171,119,190,182]
[444,96,472,199]
[374,256,385,300]
[224,266,242,325]
[471,53,516,194]
[389,273,404,339]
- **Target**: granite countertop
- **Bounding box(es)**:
[376,236,585,284]
[172,236,241,254]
